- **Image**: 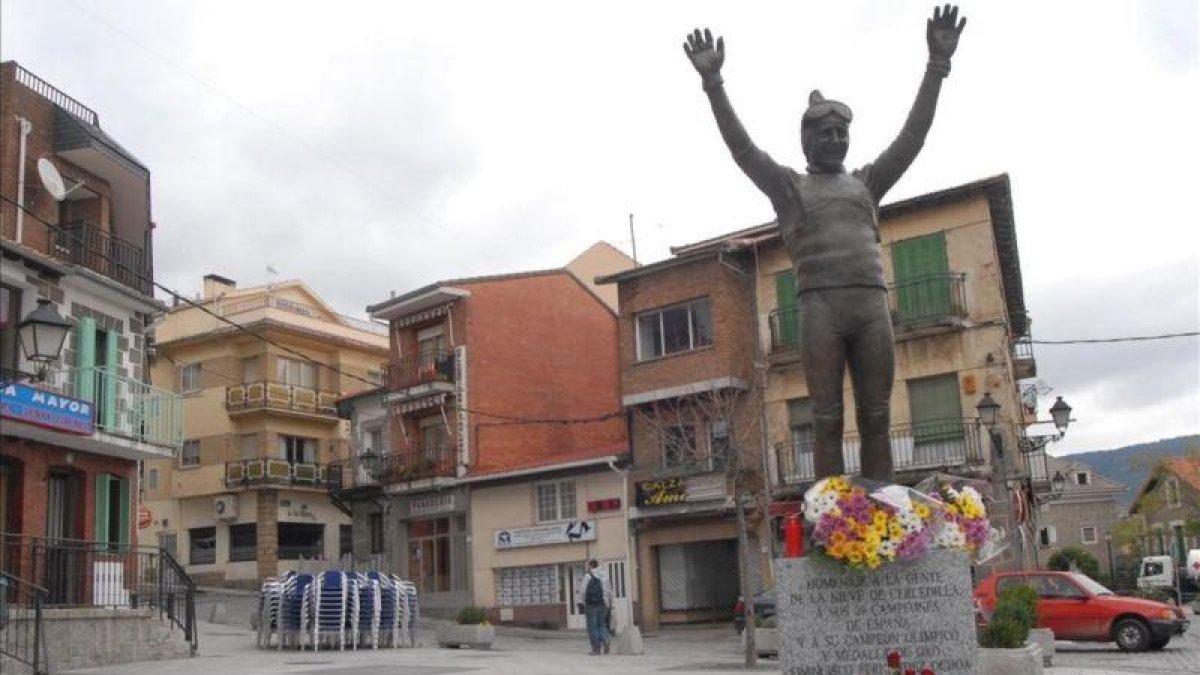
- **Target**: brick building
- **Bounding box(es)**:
[1,61,181,559]
[336,245,633,618]
[597,251,765,630]
[1035,455,1125,577]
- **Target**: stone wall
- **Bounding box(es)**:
[0,607,192,673]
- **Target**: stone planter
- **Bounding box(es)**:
[1025,628,1055,666]
[436,623,495,649]
[752,628,778,657]
[979,643,1043,675]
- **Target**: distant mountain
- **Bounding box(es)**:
[1058,435,1200,507]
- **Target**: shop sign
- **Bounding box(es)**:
[635,477,686,507]
[0,382,94,435]
[410,493,456,517]
[494,520,596,549]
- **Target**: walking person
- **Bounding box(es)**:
[575,559,612,655]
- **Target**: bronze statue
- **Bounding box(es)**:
[684,5,966,483]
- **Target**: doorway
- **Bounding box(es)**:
[562,562,586,630]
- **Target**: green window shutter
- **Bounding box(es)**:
[891,232,950,323]
[94,474,110,543]
[908,375,964,443]
[76,317,96,401]
[103,330,119,429]
[117,477,130,545]
[774,271,800,349]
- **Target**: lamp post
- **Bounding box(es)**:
[16,299,74,380]
[1104,530,1116,583]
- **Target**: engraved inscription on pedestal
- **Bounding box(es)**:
[775,549,979,675]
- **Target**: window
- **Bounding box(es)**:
[278,435,317,464]
[495,564,559,606]
[606,560,628,599]
[772,271,801,350]
[907,375,965,465]
[662,424,698,469]
[339,524,353,559]
[408,516,464,593]
[708,419,731,468]
[1080,526,1098,545]
[635,298,713,361]
[277,523,324,560]
[536,481,577,523]
[0,284,21,370]
[365,427,384,454]
[890,231,953,323]
[180,363,201,393]
[419,416,448,456]
[241,356,260,384]
[229,523,257,562]
[276,357,316,388]
[180,440,201,467]
[1038,526,1057,546]
[145,468,159,491]
[370,512,385,553]
[95,474,130,546]
[1075,471,1090,486]
[189,526,216,565]
[1166,478,1181,508]
[239,433,258,461]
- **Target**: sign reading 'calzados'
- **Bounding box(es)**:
[0,381,94,435]
[635,477,687,506]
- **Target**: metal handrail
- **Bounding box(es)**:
[386,351,456,390]
[370,445,457,483]
[38,366,184,450]
[887,272,968,326]
[224,380,340,416]
[15,64,99,125]
[0,572,49,675]
[768,306,801,353]
[774,417,985,486]
[224,459,344,489]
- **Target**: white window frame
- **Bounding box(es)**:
[145,468,158,491]
[279,435,317,464]
[1080,526,1098,545]
[535,480,577,523]
[276,356,316,388]
[180,363,201,393]
[180,439,200,467]
[1039,525,1057,546]
[1075,471,1090,486]
[634,298,713,361]
[1166,478,1181,508]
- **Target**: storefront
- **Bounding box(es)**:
[468,460,634,629]
[392,489,471,611]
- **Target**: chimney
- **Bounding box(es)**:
[202,273,237,300]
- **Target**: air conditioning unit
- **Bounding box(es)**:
[214,495,238,520]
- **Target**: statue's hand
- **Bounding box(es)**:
[683,28,725,80]
[926,4,966,61]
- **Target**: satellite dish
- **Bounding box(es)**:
[37,158,67,201]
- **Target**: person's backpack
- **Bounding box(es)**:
[584,573,604,606]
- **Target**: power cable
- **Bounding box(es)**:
[1,194,622,425]
[1031,333,1198,345]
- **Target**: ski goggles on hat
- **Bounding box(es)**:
[802,99,853,125]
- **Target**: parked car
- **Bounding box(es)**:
[733,587,776,634]
[974,570,1189,652]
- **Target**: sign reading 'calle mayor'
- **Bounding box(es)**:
[0,381,94,435]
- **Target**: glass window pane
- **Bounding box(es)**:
[661,306,692,354]
[637,313,662,360]
[537,483,558,522]
[691,299,713,347]
[558,481,576,519]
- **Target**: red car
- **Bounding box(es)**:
[974,570,1189,652]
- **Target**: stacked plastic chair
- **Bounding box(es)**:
[397,577,419,647]
[279,572,314,650]
[355,573,382,649]
[312,570,349,651]
[256,577,285,648]
[257,569,417,650]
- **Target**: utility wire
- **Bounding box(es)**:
[1,194,622,425]
[1031,332,1198,345]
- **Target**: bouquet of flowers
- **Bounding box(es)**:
[915,474,992,557]
[804,476,944,569]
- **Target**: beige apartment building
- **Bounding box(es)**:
[142,275,388,587]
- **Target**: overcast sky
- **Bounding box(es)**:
[3,0,1197,455]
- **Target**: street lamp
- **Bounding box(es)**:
[17,299,73,379]
[975,392,1001,430]
[1051,470,1067,494]
[1049,397,1072,434]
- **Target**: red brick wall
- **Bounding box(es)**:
[461,273,625,473]
[0,435,139,545]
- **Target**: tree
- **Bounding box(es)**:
[1046,546,1101,579]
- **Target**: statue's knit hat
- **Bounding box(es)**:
[800,90,853,153]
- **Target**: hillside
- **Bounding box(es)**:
[1057,435,1200,507]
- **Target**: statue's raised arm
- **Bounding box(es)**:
[866,4,967,201]
[684,28,788,206]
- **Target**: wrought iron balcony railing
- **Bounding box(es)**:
[774,417,985,487]
[768,307,801,353]
[36,366,183,450]
[51,221,150,295]
[358,444,457,484]
[224,459,343,489]
[386,351,456,391]
[225,381,339,417]
[887,273,968,327]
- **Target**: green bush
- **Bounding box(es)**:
[979,585,1038,649]
[1046,547,1101,579]
[455,606,489,625]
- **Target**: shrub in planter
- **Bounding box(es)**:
[456,606,489,625]
[1046,547,1100,579]
[979,585,1037,649]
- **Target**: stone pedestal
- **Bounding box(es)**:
[775,549,979,675]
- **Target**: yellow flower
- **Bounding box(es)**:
[831,531,847,545]
[914,503,930,519]
[828,543,847,559]
[945,504,959,516]
[889,523,904,539]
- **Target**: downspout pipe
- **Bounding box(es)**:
[15,116,32,244]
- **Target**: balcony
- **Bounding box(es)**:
[8,366,183,459]
[52,221,151,295]
[384,351,456,400]
[888,273,968,331]
[367,445,457,485]
[774,417,985,488]
[1012,335,1037,379]
[225,381,339,420]
[224,459,343,490]
[768,307,801,355]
